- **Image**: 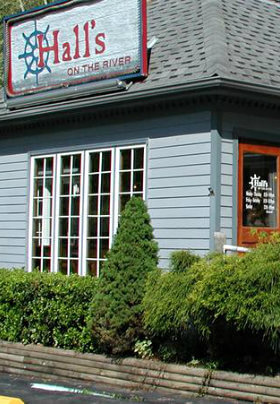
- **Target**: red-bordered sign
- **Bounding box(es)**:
[4,0,147,100]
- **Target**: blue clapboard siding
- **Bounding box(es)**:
[0,111,211,270]
[0,153,28,267]
[220,139,234,243]
[148,132,211,268]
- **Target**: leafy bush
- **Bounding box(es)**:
[143,267,204,362]
[189,243,280,353]
[170,250,200,273]
[0,269,97,352]
[90,197,158,355]
[144,241,280,366]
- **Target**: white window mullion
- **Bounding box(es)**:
[130,149,134,198]
[53,155,61,273]
[40,158,46,271]
[114,148,120,234]
[96,152,102,277]
[143,145,147,201]
[28,158,35,272]
[82,152,89,276]
[66,156,73,275]
[78,152,85,276]
[50,155,57,273]
[109,148,115,249]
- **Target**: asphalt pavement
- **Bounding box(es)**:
[0,372,239,404]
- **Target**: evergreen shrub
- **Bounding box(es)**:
[90,197,158,355]
[0,269,97,352]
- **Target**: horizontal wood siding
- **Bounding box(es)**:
[0,111,211,270]
[220,139,234,243]
[148,132,211,268]
[0,154,28,268]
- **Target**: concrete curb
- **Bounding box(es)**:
[0,340,279,403]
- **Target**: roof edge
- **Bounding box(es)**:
[3,76,280,123]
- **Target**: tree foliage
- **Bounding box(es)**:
[90,197,159,355]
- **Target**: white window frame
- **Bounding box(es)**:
[83,148,114,277]
[54,151,84,275]
[28,144,146,275]
[28,154,56,273]
[114,145,146,233]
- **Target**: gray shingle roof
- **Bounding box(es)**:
[2,0,280,116]
[132,0,280,93]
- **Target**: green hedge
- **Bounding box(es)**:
[144,245,280,367]
[0,269,97,352]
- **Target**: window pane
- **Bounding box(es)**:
[87,239,97,258]
[59,238,68,257]
[71,196,80,216]
[35,159,44,177]
[72,176,81,195]
[133,171,144,192]
[88,196,98,216]
[58,259,68,275]
[100,238,109,259]
[120,172,131,193]
[101,173,111,193]
[134,148,144,169]
[87,260,97,276]
[32,259,41,271]
[34,178,43,197]
[33,218,42,237]
[100,195,110,215]
[32,239,41,257]
[71,218,79,237]
[45,158,53,176]
[70,238,79,258]
[45,178,53,195]
[102,151,111,172]
[100,217,109,237]
[72,155,81,174]
[88,217,98,237]
[119,194,130,212]
[61,176,70,196]
[61,156,71,174]
[243,153,277,227]
[89,174,99,194]
[60,197,69,216]
[89,153,99,173]
[43,259,51,272]
[120,149,131,170]
[43,245,51,257]
[59,218,69,236]
[70,260,79,274]
[33,198,42,217]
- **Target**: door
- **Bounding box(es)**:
[238,143,280,247]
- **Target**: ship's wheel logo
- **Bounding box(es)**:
[18,21,52,85]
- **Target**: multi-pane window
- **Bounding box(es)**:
[29,145,145,275]
[30,157,54,273]
[118,147,145,213]
[57,153,83,275]
[85,150,113,277]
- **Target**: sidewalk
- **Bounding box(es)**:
[0,373,238,404]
